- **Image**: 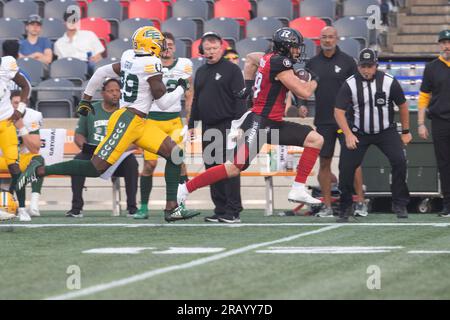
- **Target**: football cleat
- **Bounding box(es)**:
[164,204,200,222]
[177,183,189,205]
[133,208,149,220]
[288,186,321,205]
[28,192,40,217]
[17,158,44,191]
[18,208,31,222]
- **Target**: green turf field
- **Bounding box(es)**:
[1,210,450,300]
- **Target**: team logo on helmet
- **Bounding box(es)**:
[132,26,166,57]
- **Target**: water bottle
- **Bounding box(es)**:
[86,51,95,76]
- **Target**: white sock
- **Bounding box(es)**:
[292,182,305,190]
[31,192,40,208]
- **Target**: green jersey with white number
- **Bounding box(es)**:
[119,49,163,114]
[149,57,192,113]
[75,102,115,145]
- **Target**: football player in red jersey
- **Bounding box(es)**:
[178,27,324,207]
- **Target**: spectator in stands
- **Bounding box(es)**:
[54,11,104,63]
[67,79,138,218]
[19,14,53,65]
[188,32,245,223]
[223,47,239,65]
[303,26,367,218]
[418,29,450,217]
[380,0,390,26]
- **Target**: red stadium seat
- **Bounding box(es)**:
[128,0,168,30]
[191,38,230,58]
[289,16,327,45]
[80,17,111,45]
[214,0,251,25]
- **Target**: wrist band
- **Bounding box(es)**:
[18,127,29,137]
[401,129,410,134]
[17,102,26,114]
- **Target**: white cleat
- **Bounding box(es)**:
[177,183,189,205]
[0,209,16,221]
[288,186,322,205]
[28,207,40,217]
[18,208,31,222]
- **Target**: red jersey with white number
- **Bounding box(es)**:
[251,52,294,122]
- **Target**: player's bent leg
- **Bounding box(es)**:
[9,163,30,222]
[288,130,323,205]
[29,155,44,217]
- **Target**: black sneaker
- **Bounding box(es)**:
[218,214,241,224]
[204,214,222,222]
[66,209,83,218]
[392,204,408,219]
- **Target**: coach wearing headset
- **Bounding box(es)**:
[188,32,246,223]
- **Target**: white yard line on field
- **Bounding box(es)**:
[45,225,341,300]
[1,222,449,228]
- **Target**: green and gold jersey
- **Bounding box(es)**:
[75,101,116,145]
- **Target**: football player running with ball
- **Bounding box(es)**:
[0,54,31,221]
[177,27,324,207]
[18,26,200,222]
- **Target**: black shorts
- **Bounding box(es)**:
[233,112,313,171]
[316,124,344,158]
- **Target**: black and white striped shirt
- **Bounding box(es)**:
[335,70,406,134]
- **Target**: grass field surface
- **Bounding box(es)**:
[1,210,450,300]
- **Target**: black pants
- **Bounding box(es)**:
[202,120,243,217]
[339,127,409,213]
[431,117,450,208]
[71,152,138,212]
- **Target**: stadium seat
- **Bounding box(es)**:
[17,58,46,86]
[174,38,188,58]
[50,58,88,86]
[235,37,270,57]
[299,0,336,25]
[80,17,112,44]
[107,38,131,58]
[303,37,317,59]
[0,18,25,40]
[172,0,209,42]
[44,0,80,20]
[246,17,284,39]
[334,16,370,47]
[128,0,168,30]
[191,57,206,76]
[337,37,361,59]
[95,56,120,70]
[162,17,198,44]
[87,0,123,39]
[36,78,75,118]
[343,0,380,17]
[289,16,327,44]
[214,0,251,25]
[256,0,294,26]
[204,17,241,45]
[190,38,230,58]
[118,18,154,40]
[3,0,39,21]
[41,18,65,41]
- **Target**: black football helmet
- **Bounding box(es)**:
[272,27,306,62]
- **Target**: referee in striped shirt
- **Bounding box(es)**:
[334,48,412,222]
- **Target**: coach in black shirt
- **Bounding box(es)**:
[334,48,412,222]
[305,26,367,218]
[188,32,245,223]
[417,29,450,216]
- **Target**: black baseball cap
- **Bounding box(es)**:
[438,29,450,42]
[358,48,378,66]
[27,14,42,25]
